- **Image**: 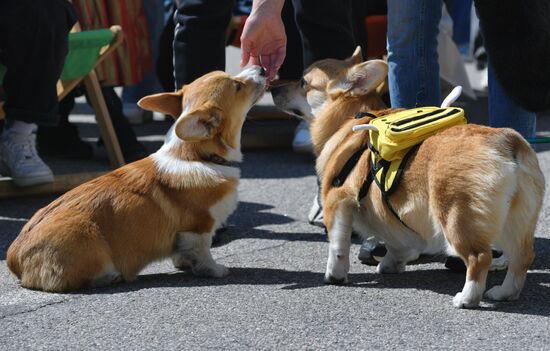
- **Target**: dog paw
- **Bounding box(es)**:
[172,256,193,270]
[193,263,229,278]
[376,261,404,274]
[484,285,520,301]
[324,274,348,285]
[452,292,480,309]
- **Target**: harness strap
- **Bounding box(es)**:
[331,144,369,187]
[362,142,419,232]
[328,115,418,233]
[355,111,377,119]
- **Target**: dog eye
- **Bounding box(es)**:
[299,78,307,89]
[235,82,242,92]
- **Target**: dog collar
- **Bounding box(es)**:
[204,154,240,168]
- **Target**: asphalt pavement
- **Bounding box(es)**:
[1,84,550,349]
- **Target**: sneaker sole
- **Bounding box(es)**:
[12,174,55,187]
[1,161,54,187]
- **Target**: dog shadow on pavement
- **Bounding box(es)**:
[213,201,329,247]
[81,245,550,318]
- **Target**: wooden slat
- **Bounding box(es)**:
[0,172,105,198]
[83,70,125,169]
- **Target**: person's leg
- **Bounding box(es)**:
[289,0,356,153]
[0,0,76,186]
[277,0,304,81]
[37,91,94,160]
[488,64,536,139]
[93,87,149,163]
[292,0,356,67]
[387,0,442,108]
[157,3,177,92]
[0,0,75,126]
[173,0,235,88]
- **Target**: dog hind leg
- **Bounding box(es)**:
[486,201,537,301]
[486,144,543,301]
[441,208,493,308]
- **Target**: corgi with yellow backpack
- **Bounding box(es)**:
[353,86,467,197]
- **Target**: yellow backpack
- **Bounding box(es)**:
[364,107,467,195]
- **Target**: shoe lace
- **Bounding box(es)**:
[7,132,39,164]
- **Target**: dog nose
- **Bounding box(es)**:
[259,67,266,77]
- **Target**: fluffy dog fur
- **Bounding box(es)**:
[272,48,545,308]
[7,67,266,292]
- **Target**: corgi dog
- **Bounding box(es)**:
[7,66,266,292]
[271,47,545,308]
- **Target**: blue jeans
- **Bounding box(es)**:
[387,0,442,108]
[387,0,537,139]
[488,64,536,139]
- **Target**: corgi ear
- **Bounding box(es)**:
[138,90,184,118]
[174,106,222,141]
[347,46,363,65]
[328,59,388,97]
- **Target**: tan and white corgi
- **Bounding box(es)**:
[272,47,545,308]
[7,66,266,292]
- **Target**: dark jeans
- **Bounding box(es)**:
[0,0,76,126]
[173,0,356,87]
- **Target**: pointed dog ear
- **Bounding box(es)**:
[138,89,184,118]
[174,105,222,141]
[347,46,363,65]
[328,59,388,97]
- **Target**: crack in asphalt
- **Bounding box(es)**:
[0,298,72,320]
[216,241,290,261]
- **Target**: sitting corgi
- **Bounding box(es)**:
[7,67,266,292]
[271,48,545,308]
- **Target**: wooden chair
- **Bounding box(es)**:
[0,25,125,198]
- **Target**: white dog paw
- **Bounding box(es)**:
[172,255,193,270]
[485,285,520,301]
[453,292,480,309]
[193,263,229,278]
[324,273,348,285]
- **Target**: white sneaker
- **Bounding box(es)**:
[123,102,153,125]
[1,128,54,186]
[292,120,313,153]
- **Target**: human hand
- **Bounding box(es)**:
[240,0,286,82]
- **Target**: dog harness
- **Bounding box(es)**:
[331,106,467,230]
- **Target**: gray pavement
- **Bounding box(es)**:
[2,92,550,349]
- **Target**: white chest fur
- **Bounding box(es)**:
[209,190,238,231]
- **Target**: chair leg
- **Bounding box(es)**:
[83,70,125,168]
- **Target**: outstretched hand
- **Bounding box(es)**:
[239,0,286,82]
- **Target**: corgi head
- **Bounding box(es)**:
[138,66,266,163]
[271,47,387,154]
[272,47,387,121]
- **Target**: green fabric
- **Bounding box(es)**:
[0,29,113,83]
[60,29,114,80]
